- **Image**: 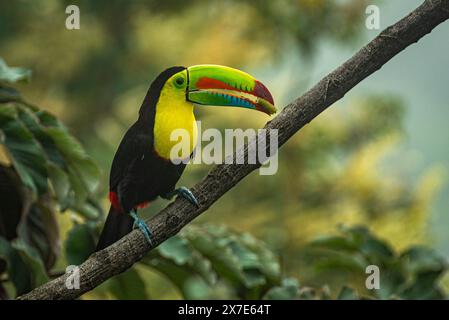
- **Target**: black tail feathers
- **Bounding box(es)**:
[95,206,134,251]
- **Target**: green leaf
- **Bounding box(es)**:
[108,268,148,300]
[314,251,367,273]
[46,126,100,195]
[17,107,66,167]
[65,223,96,265]
[183,277,214,299]
[142,225,283,298]
[398,246,447,299]
[263,278,299,300]
[73,202,101,220]
[188,225,281,289]
[0,58,31,85]
[143,233,216,294]
[400,270,445,299]
[311,235,359,252]
[75,159,101,195]
[11,239,49,288]
[400,246,447,275]
[0,86,22,103]
[375,265,406,299]
[158,236,193,265]
[360,238,394,260]
[342,226,394,260]
[0,103,101,218]
[0,104,48,195]
[0,237,11,274]
[67,167,89,206]
[0,236,33,296]
[184,226,248,287]
[240,233,280,282]
[337,286,359,300]
[17,200,60,270]
[47,164,70,208]
[146,257,204,294]
[227,240,266,288]
[35,110,61,128]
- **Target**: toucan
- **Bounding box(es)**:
[96,65,276,251]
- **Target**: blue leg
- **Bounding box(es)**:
[164,186,199,207]
[130,210,153,246]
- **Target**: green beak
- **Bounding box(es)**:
[186,65,276,115]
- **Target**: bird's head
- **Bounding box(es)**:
[150,64,276,115]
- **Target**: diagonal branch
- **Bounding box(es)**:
[18,0,449,300]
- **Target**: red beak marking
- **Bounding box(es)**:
[254,80,275,105]
[195,77,236,91]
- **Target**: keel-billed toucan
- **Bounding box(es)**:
[96,65,276,251]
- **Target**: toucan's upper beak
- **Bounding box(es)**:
[186,65,276,115]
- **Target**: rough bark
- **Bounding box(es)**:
[18,0,449,300]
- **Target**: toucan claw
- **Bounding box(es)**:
[164,186,199,207]
[130,210,153,246]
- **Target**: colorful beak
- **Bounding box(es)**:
[186,65,276,115]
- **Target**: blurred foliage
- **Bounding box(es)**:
[154,93,445,299]
[196,94,444,270]
[0,59,102,297]
[145,224,281,300]
[0,0,367,139]
[87,224,449,300]
[307,225,447,299]
[1,0,447,300]
[93,224,284,300]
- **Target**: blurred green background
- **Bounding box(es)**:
[1,0,448,299]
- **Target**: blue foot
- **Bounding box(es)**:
[130,211,153,246]
[164,186,199,207]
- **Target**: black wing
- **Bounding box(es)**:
[109,122,152,192]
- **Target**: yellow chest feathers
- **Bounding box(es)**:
[153,86,197,160]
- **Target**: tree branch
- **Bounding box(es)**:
[18,0,449,300]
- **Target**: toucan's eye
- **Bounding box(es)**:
[175,76,185,87]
